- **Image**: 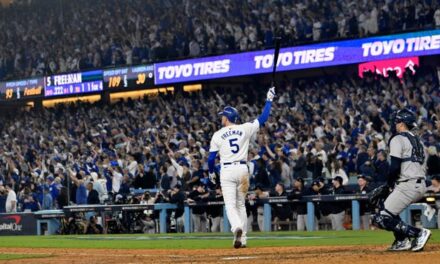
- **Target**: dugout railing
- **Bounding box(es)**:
[37,193,440,235]
[1,193,438,235]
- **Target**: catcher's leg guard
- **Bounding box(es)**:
[372,210,421,238]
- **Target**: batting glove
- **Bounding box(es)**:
[266,87,276,102]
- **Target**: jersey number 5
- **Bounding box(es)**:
[229,138,240,154]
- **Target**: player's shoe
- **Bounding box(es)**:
[388,239,412,251]
[411,228,431,252]
[233,228,243,249]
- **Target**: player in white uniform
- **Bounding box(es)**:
[208,87,275,248]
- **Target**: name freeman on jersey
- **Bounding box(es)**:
[221,130,243,140]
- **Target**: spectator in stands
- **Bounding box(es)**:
[311,153,325,179]
[280,157,293,188]
[86,216,104,234]
[22,195,40,212]
[292,148,308,179]
[133,164,156,190]
[5,183,17,213]
[328,176,347,231]
[435,6,440,27]
[356,175,372,230]
[0,186,7,213]
[159,165,172,191]
[87,182,100,205]
[360,159,375,179]
[118,175,132,197]
[268,160,282,188]
[47,176,59,206]
[329,158,349,185]
[356,145,369,172]
[254,158,271,190]
[168,152,190,189]
[187,159,203,190]
[315,142,328,165]
[374,150,389,184]
[41,185,54,210]
[109,166,124,195]
[69,169,87,205]
[427,146,440,177]
[57,187,69,208]
[91,172,107,203]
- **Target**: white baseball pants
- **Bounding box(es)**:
[220,163,249,243]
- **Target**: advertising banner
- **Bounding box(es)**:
[0,213,37,236]
[358,57,419,79]
[154,30,440,84]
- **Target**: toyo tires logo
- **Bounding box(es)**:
[0,215,23,232]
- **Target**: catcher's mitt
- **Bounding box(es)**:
[369,184,391,208]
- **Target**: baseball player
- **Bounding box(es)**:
[371,109,431,251]
[208,87,275,248]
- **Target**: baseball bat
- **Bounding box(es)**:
[272,34,282,89]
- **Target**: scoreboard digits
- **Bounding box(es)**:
[136,73,146,85]
[108,76,122,88]
[104,65,154,89]
[5,89,13,99]
[0,78,44,101]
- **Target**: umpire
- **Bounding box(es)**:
[371,109,431,252]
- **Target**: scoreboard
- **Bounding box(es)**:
[103,65,154,89]
[44,70,103,97]
[0,78,44,100]
[0,64,155,101]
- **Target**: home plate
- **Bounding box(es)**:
[222,256,258,260]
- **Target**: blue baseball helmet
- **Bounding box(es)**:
[218,106,239,123]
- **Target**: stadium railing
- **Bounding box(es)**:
[1,193,438,235]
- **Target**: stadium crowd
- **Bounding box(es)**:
[1,0,440,81]
[0,65,439,232]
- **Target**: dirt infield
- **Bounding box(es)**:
[0,244,439,264]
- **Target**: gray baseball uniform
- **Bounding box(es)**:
[384,133,426,215]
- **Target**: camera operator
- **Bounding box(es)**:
[86,215,104,234]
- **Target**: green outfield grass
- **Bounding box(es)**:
[0,230,438,249]
[0,253,51,260]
